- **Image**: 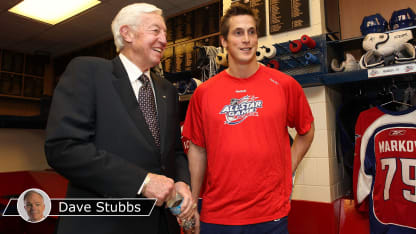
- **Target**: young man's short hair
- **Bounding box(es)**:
[220,3,259,40]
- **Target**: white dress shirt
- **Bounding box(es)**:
[119,53,157,104]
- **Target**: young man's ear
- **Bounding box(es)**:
[220,35,227,49]
[120,25,134,43]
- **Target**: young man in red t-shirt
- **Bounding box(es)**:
[182,4,315,234]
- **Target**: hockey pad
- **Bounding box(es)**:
[330,58,345,72]
[331,53,360,72]
[359,50,384,69]
[363,33,388,51]
[344,53,361,72]
[394,42,416,64]
[216,47,228,67]
[362,30,413,55]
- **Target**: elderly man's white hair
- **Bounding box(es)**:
[111,3,163,52]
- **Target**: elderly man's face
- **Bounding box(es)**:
[24,193,45,221]
[123,12,167,71]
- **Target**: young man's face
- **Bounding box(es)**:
[123,12,167,71]
[221,15,258,66]
[24,193,45,222]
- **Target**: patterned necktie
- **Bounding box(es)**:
[138,74,160,148]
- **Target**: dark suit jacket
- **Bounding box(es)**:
[45,56,190,234]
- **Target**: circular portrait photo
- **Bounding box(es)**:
[17,188,51,223]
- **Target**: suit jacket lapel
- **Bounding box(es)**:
[111,57,156,148]
[150,71,167,155]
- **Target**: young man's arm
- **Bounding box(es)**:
[188,141,207,200]
[186,141,207,234]
[291,122,315,173]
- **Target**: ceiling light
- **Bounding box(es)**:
[9,0,101,25]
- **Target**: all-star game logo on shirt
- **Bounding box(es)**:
[219,95,263,125]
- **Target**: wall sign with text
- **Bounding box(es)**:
[269,0,310,34]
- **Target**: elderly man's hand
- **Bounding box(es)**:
[142,173,175,206]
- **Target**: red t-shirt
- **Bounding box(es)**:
[182,65,313,225]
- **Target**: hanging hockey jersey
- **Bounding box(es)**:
[356,106,416,233]
[354,106,385,212]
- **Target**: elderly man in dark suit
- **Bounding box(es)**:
[45,3,193,234]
